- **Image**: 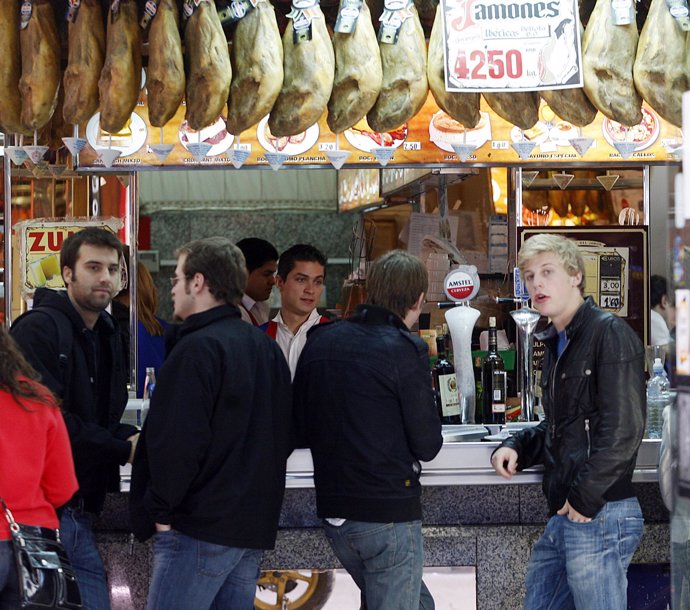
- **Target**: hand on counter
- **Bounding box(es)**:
[127,433,139,464]
[557,500,592,523]
[491,447,518,479]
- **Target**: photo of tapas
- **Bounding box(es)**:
[343,118,407,153]
[428,111,492,152]
[602,106,660,152]
[86,112,148,157]
[510,122,549,145]
[256,115,319,155]
[178,116,234,157]
[548,120,579,147]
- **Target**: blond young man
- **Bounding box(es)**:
[491,234,645,610]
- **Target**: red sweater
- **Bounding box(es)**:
[0,382,78,540]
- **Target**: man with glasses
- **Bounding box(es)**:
[130,237,292,610]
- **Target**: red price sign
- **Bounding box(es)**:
[440,0,582,92]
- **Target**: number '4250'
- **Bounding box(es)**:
[454,49,523,80]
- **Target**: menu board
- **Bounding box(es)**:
[76,90,682,170]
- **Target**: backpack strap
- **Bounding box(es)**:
[13,307,73,401]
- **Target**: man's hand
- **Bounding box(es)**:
[491,447,518,480]
[155,523,171,532]
[557,500,592,523]
[127,433,140,464]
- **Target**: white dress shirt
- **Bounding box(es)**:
[239,294,270,326]
[271,308,323,378]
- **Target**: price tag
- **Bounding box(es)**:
[66,0,81,23]
[491,140,509,150]
[140,0,159,29]
[335,0,362,34]
[440,0,582,91]
[20,1,32,29]
[403,141,421,151]
[319,142,337,152]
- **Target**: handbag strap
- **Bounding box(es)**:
[0,496,20,533]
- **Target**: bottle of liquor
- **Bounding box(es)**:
[482,317,507,425]
[433,337,462,424]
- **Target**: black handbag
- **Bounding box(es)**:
[1,498,82,609]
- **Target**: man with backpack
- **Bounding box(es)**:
[10,227,138,610]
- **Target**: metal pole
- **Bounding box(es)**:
[128,172,139,395]
[3,142,13,325]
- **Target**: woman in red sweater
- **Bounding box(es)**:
[0,325,78,606]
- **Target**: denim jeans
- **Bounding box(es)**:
[147,530,263,610]
[60,506,111,610]
[0,540,20,610]
[323,519,434,610]
[523,498,644,610]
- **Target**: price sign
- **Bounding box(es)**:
[580,244,629,317]
[440,0,583,92]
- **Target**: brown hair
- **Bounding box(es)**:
[137,263,164,336]
[0,326,56,410]
[176,237,247,306]
[366,250,428,319]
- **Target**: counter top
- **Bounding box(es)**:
[285,438,661,488]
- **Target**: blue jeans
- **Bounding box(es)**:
[523,498,644,610]
[0,540,20,610]
[323,519,434,610]
[147,530,263,610]
[60,506,111,610]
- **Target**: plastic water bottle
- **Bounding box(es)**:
[646,358,669,439]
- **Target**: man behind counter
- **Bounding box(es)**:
[237,237,278,326]
[262,244,329,377]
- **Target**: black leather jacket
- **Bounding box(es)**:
[499,297,645,518]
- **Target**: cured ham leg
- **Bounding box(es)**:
[582,0,642,126]
[184,0,232,131]
[148,0,185,128]
[633,0,689,127]
[98,0,143,134]
[327,0,382,134]
[227,0,283,136]
[427,4,480,128]
[367,2,428,133]
[63,0,105,126]
[269,4,334,137]
[19,0,61,131]
[0,0,23,134]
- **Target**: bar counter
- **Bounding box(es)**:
[102,436,669,609]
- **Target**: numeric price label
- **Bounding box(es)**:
[454,49,523,81]
[403,141,421,151]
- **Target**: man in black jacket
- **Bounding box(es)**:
[11,227,138,610]
[129,237,292,610]
[491,234,645,610]
[294,250,443,610]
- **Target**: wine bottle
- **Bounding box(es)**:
[482,317,507,425]
[433,337,462,424]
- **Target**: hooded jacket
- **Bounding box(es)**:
[293,304,443,523]
[10,288,136,514]
[499,297,645,518]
